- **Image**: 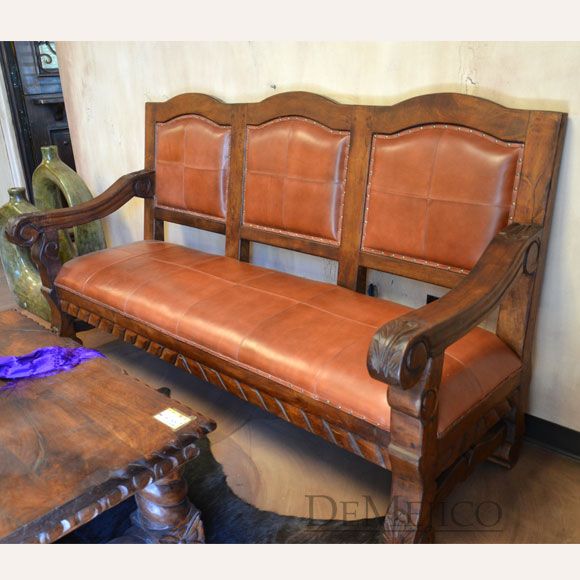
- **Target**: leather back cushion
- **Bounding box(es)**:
[362,125,524,271]
[156,115,231,220]
[243,117,350,243]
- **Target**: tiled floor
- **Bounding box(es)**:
[2,266,579,542]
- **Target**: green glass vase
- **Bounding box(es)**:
[0,187,51,321]
[33,145,106,255]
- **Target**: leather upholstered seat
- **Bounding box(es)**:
[55,240,522,435]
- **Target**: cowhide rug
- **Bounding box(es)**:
[62,437,384,544]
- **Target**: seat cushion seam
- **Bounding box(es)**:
[60,242,176,292]
[239,278,332,305]
[140,251,400,330]
[311,334,376,397]
[120,263,186,312]
[149,255,272,285]
[235,302,299,360]
[76,254,139,293]
[148,255,221,270]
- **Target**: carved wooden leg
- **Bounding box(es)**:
[383,357,443,544]
[131,468,205,544]
[385,470,436,543]
[29,229,78,341]
[54,308,78,340]
[489,389,524,469]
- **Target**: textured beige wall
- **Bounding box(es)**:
[57,41,580,430]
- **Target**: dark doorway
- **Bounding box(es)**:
[0,41,75,202]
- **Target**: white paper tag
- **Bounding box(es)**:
[154,407,195,430]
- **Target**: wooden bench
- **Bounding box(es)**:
[7,92,566,543]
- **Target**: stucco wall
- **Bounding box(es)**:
[57,41,580,431]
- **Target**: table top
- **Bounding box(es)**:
[0,310,215,543]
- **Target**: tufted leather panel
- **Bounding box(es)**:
[155,115,231,219]
[55,241,522,435]
[362,125,524,271]
[243,117,350,243]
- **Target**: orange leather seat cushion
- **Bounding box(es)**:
[55,241,522,435]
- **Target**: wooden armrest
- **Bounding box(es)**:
[367,223,542,389]
[6,170,154,247]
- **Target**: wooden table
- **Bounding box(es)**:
[0,310,215,544]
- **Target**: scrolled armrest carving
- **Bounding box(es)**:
[133,171,155,199]
[368,319,429,389]
[5,169,155,248]
[7,220,42,248]
[368,223,542,390]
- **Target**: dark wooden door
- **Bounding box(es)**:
[1,41,75,201]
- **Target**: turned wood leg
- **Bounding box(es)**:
[131,468,204,544]
[489,389,524,469]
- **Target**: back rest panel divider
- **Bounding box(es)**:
[225,104,247,259]
[336,105,373,290]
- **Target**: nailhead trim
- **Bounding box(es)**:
[155,114,232,219]
[361,124,525,273]
[242,116,350,245]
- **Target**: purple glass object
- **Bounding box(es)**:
[0,346,105,392]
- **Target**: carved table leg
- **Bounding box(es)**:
[131,468,205,544]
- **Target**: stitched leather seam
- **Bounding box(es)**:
[157,160,227,172]
[234,302,299,360]
[80,247,391,329]
[368,188,514,210]
[245,280,334,306]
[71,244,170,293]
[151,252,382,328]
[246,169,345,186]
[422,131,444,259]
[65,244,397,329]
[171,276,295,341]
[120,263,185,313]
[441,348,521,434]
[280,122,290,238]
[148,255,270,285]
[311,334,372,397]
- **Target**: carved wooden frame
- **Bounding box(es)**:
[6,92,567,543]
[0,426,213,544]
